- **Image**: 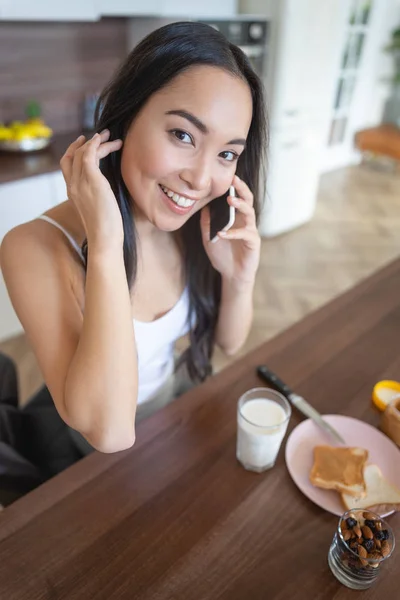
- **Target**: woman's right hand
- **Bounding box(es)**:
[60,129,124,251]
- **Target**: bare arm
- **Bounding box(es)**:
[215,277,254,356]
[1,131,139,453]
[64,245,138,452]
[201,175,260,357]
[1,228,138,453]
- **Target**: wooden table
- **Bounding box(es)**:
[0,259,399,599]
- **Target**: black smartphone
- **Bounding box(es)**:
[210,185,236,242]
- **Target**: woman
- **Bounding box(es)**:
[0,22,267,477]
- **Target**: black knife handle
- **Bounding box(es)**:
[256,365,293,398]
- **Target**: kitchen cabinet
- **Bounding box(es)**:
[240,0,347,236]
[267,0,347,130]
[259,126,326,237]
[0,0,98,21]
[0,175,54,245]
[96,0,163,17]
[161,0,237,18]
[99,0,236,18]
[0,172,65,342]
[48,171,68,206]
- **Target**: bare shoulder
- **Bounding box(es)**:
[1,205,85,310]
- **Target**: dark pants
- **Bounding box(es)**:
[0,354,195,507]
[0,384,85,507]
[21,386,85,477]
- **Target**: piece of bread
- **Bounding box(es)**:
[310,445,368,497]
[341,463,400,514]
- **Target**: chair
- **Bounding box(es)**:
[0,352,44,507]
[0,352,19,407]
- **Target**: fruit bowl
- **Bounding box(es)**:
[0,137,52,153]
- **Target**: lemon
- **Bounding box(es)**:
[0,126,12,141]
[372,380,400,411]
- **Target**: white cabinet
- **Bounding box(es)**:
[0,175,54,244]
[99,0,236,18]
[0,175,54,341]
[0,0,98,21]
[97,0,163,16]
[0,172,65,342]
[259,126,325,237]
[1,0,237,21]
[48,171,68,207]
[161,0,237,18]
[264,0,348,130]
[241,0,348,236]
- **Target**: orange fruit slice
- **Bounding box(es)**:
[372,380,400,411]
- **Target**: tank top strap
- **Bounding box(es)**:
[38,215,85,263]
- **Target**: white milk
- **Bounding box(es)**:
[237,398,288,471]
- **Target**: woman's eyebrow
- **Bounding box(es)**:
[165,109,246,146]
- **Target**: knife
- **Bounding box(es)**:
[256,365,345,445]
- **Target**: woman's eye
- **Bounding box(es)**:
[171,129,193,144]
[220,150,238,162]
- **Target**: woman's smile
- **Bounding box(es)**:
[158,183,197,215]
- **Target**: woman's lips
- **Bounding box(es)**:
[158,185,196,215]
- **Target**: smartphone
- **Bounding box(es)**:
[210,185,236,243]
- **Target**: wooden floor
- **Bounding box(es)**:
[1,163,400,405]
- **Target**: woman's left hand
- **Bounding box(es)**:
[200,174,261,287]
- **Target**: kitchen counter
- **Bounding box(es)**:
[0,130,88,185]
[0,258,399,599]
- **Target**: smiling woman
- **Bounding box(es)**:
[0,21,268,485]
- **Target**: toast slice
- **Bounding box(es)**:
[341,463,400,514]
[310,445,368,497]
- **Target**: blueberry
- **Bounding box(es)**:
[364,519,376,530]
[364,539,375,552]
[382,529,389,541]
[374,530,385,541]
[349,540,359,551]
[346,517,358,528]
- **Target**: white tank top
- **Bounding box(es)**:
[38,215,192,405]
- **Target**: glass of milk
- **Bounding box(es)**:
[237,387,291,472]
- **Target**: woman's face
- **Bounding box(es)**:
[120,65,253,231]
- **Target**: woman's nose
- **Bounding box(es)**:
[179,158,212,193]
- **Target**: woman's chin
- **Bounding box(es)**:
[153,217,189,232]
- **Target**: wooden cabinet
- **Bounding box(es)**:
[0,172,65,342]
[0,0,98,21]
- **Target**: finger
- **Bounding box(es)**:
[96,138,123,161]
[85,129,122,163]
[60,135,86,186]
[80,132,107,181]
[233,174,254,206]
[200,205,211,244]
[98,128,111,142]
[218,227,259,246]
[71,132,102,189]
[228,194,256,227]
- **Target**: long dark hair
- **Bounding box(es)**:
[85,21,268,382]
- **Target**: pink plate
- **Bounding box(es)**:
[285,414,400,518]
